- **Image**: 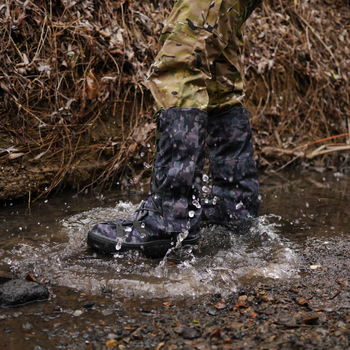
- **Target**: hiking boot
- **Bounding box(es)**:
[87,108,207,258]
[201,107,260,228]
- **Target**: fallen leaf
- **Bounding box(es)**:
[163,301,173,308]
[251,310,258,318]
[297,297,308,306]
[234,299,248,310]
[209,327,221,339]
[301,315,319,325]
[214,302,226,310]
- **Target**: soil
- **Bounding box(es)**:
[0,236,349,350]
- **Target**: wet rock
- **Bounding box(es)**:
[182,327,199,339]
[206,307,218,316]
[174,325,185,335]
[83,301,95,309]
[0,279,49,307]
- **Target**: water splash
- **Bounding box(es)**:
[1,201,299,298]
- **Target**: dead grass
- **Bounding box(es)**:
[0,0,349,198]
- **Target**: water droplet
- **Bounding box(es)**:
[143,162,150,169]
[306,202,309,208]
[147,143,151,148]
[192,199,201,209]
[140,152,145,157]
[125,227,132,233]
[115,239,122,251]
[141,223,145,229]
[228,176,233,183]
[236,202,243,210]
[202,186,210,193]
[189,211,195,218]
[204,198,209,204]
[203,174,209,182]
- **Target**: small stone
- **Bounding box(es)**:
[207,307,218,316]
[297,297,308,306]
[83,301,95,309]
[107,333,118,340]
[106,339,117,347]
[309,265,322,270]
[73,310,84,317]
[182,327,199,340]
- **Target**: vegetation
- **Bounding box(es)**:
[0,0,349,199]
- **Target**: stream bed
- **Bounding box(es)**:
[0,170,349,349]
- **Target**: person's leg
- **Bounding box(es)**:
[202,0,262,227]
[88,0,261,257]
[87,107,207,258]
[202,107,260,226]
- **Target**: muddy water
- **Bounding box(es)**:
[0,171,349,298]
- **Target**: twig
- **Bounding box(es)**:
[329,282,344,300]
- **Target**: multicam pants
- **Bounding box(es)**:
[147,0,263,113]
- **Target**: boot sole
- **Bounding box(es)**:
[87,231,200,259]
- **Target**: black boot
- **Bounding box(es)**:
[87,108,207,258]
[201,107,260,228]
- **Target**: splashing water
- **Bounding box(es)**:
[0,198,300,299]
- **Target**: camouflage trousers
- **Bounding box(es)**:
[147,0,263,113]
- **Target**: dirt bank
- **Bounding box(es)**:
[1,0,349,201]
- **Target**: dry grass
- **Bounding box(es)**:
[0,0,349,198]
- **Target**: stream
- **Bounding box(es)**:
[1,171,349,298]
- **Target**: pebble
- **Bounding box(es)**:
[72,310,84,317]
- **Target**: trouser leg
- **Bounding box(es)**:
[147,0,255,111]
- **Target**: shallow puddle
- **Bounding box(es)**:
[0,171,349,298]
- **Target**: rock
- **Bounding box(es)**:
[206,307,218,316]
[106,339,117,347]
[0,279,49,307]
[73,310,84,317]
[182,327,199,340]
[83,301,95,309]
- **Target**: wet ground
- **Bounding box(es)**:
[0,170,350,349]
